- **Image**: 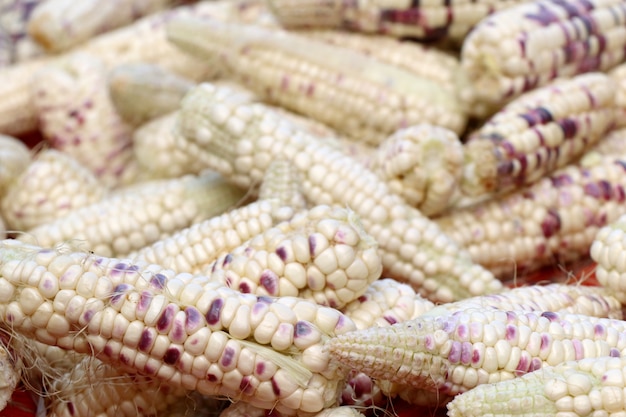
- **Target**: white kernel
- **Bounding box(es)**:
[19,287,45,315]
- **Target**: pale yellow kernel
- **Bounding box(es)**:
[45,312,70,337]
[254,311,280,345]
[229,305,252,340]
[545,377,570,401]
[601,386,624,413]
[205,331,229,363]
[76,271,99,298]
[495,339,513,369]
[63,294,86,323]
[19,287,45,315]
[31,302,54,328]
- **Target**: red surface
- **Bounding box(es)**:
[0,389,37,417]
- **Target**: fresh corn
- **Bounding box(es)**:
[0,239,357,415]
[205,204,382,308]
[26,0,176,52]
[461,0,626,106]
[166,17,468,144]
[590,212,626,303]
[0,0,45,66]
[1,149,106,231]
[219,401,363,417]
[327,306,626,397]
[17,172,246,258]
[447,355,626,417]
[440,151,626,277]
[460,72,616,198]
[267,0,532,43]
[108,62,195,127]
[31,52,139,188]
[177,82,502,303]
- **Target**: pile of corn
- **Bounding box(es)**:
[2,0,626,416]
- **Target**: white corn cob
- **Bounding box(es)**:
[219,401,363,417]
[17,172,246,257]
[31,52,139,188]
[0,0,269,136]
[460,72,616,198]
[0,239,358,415]
[26,0,177,52]
[327,306,626,398]
[439,151,626,277]
[1,149,106,231]
[447,355,626,417]
[166,17,469,144]
[461,0,626,106]
[0,133,31,197]
[108,62,195,127]
[176,82,503,303]
[205,204,382,308]
[0,0,45,66]
[591,212,626,303]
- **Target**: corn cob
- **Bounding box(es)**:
[460,72,616,198]
[206,204,382,308]
[31,52,140,188]
[257,159,307,211]
[267,0,533,43]
[590,212,626,304]
[26,0,177,53]
[461,0,626,106]
[447,355,626,417]
[16,172,245,258]
[0,0,269,136]
[0,239,358,415]
[108,62,195,127]
[219,401,363,417]
[177,82,503,303]
[328,306,626,398]
[0,0,45,66]
[439,150,626,277]
[1,149,106,232]
[0,133,31,197]
[166,17,468,144]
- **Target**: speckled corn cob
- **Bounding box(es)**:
[108,62,195,127]
[591,212,626,304]
[267,0,531,43]
[0,239,357,415]
[177,82,502,303]
[17,172,245,257]
[447,355,626,417]
[460,72,616,198]
[0,133,31,197]
[206,205,382,308]
[27,0,176,52]
[1,149,106,231]
[462,0,626,106]
[166,17,468,144]
[327,306,626,397]
[31,52,140,188]
[440,151,626,277]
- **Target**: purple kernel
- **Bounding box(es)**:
[138,329,154,352]
[184,307,202,330]
[260,270,278,295]
[82,309,95,323]
[207,373,218,382]
[505,325,517,341]
[206,298,223,326]
[110,283,132,305]
[240,376,253,393]
[610,348,621,357]
[540,209,561,238]
[530,357,542,372]
[448,342,461,364]
[540,334,551,351]
[384,316,397,325]
[138,291,152,312]
[256,362,265,376]
[256,295,273,304]
[456,324,468,340]
[472,348,481,364]
[67,402,75,416]
[295,321,312,337]
[239,282,250,293]
[156,304,176,333]
[572,339,584,360]
[308,235,317,257]
[271,377,281,396]
[558,118,577,139]
[163,347,180,365]
[460,342,472,365]
[276,246,287,261]
[424,335,435,350]
[594,323,606,337]
[222,253,233,267]
[221,346,235,367]
[515,355,529,374]
[150,273,167,289]
[541,311,559,321]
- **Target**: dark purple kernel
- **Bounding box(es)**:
[150,273,167,289]
[505,325,517,341]
[260,270,279,295]
[82,309,95,323]
[144,364,157,376]
[163,347,180,365]
[156,304,176,333]
[207,373,218,382]
[256,295,273,304]
[239,282,251,293]
[515,355,529,375]
[558,118,577,139]
[295,321,312,337]
[67,402,75,416]
[138,329,154,352]
[221,346,235,367]
[184,307,202,330]
[103,345,114,357]
[540,209,561,238]
[384,316,397,325]
[460,342,472,365]
[308,235,317,257]
[599,180,613,200]
[540,334,551,350]
[110,283,132,305]
[584,182,602,198]
[448,342,461,363]
[530,358,542,372]
[275,246,287,261]
[120,352,131,365]
[240,376,253,393]
[256,362,265,375]
[206,298,223,326]
[610,348,621,357]
[138,291,152,312]
[472,348,481,364]
[541,311,559,321]
[271,377,281,396]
